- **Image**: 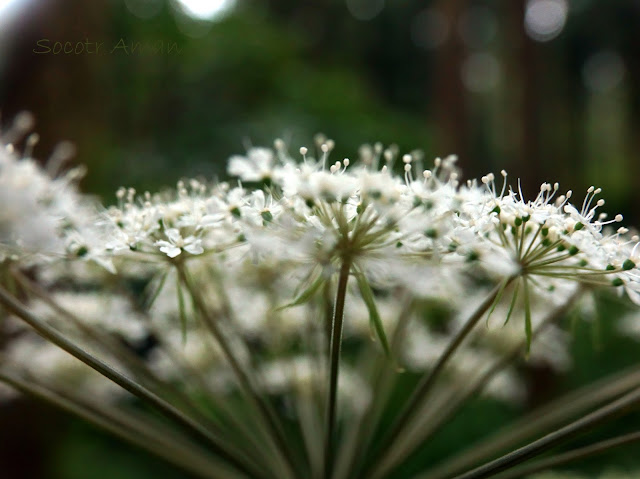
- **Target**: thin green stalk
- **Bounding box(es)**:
[0,373,241,479]
[422,364,640,479]
[12,270,225,430]
[335,291,414,479]
[517,223,526,259]
[413,287,584,479]
[176,265,301,479]
[0,283,262,479]
[323,257,352,479]
[495,431,640,479]
[453,386,640,479]
[361,277,515,478]
[527,254,574,269]
[13,269,280,472]
[201,265,297,472]
[522,239,563,266]
[144,325,284,474]
[323,280,334,357]
[521,223,543,260]
[496,223,513,251]
[296,389,324,479]
[302,292,333,479]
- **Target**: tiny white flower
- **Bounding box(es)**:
[155,228,204,258]
[227,147,275,182]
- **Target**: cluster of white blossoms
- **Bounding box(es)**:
[88,136,640,304]
[464,172,640,296]
[1,126,640,410]
[0,114,113,272]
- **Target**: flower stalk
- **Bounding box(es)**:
[363,277,516,478]
[0,373,238,479]
[496,431,640,479]
[176,263,301,479]
[454,386,640,479]
[423,364,640,479]
[323,257,353,479]
[0,283,262,479]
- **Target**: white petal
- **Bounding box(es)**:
[228,156,260,182]
[160,245,181,258]
[165,228,181,243]
[184,242,204,255]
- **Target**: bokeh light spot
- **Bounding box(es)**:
[0,0,24,19]
[583,50,625,93]
[175,0,235,21]
[524,0,568,42]
[411,8,449,50]
[0,0,18,13]
[346,0,384,22]
[461,52,501,92]
[0,0,28,37]
[458,6,497,48]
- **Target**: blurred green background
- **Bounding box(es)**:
[1,0,640,477]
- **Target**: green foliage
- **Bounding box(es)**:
[52,419,194,479]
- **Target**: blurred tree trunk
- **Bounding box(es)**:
[0,0,112,183]
[432,0,468,169]
[506,0,540,197]
[625,11,640,224]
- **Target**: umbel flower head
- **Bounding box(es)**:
[0,113,110,270]
[231,141,462,291]
[108,138,640,348]
[4,124,640,479]
[1,125,639,343]
[458,173,640,294]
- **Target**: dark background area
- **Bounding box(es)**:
[2,0,640,477]
[1,0,639,215]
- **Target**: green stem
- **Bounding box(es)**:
[337,292,414,479]
[323,258,352,479]
[414,287,584,479]
[363,277,515,479]
[0,373,239,479]
[495,431,640,479]
[453,386,640,479]
[521,223,543,260]
[423,366,640,479]
[0,283,261,479]
[176,264,300,479]
[13,269,282,475]
[12,270,220,427]
[522,239,563,266]
[323,280,334,357]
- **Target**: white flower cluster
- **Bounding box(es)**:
[0,116,110,270]
[1,130,640,410]
[92,137,640,306]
